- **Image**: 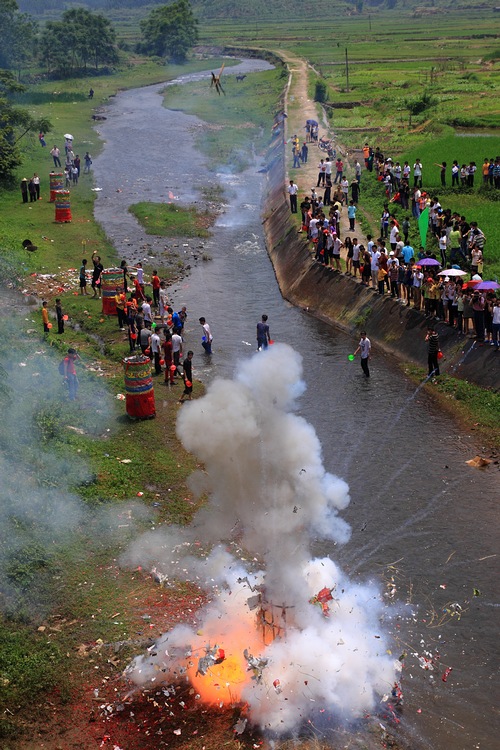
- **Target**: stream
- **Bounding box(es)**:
[92,58,499,750]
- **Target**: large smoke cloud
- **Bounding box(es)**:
[122,344,395,731]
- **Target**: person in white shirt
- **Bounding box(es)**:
[172,330,183,367]
[51,146,61,167]
[395,235,404,259]
[352,240,361,279]
[340,177,349,204]
[413,159,423,187]
[438,231,448,266]
[370,246,381,289]
[308,217,319,242]
[412,267,424,310]
[492,299,500,350]
[141,297,152,328]
[287,180,298,213]
[353,331,371,377]
[332,235,343,272]
[199,317,213,355]
[151,330,161,374]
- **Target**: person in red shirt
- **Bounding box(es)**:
[162,331,175,385]
[133,277,145,302]
[63,348,80,400]
[151,270,161,308]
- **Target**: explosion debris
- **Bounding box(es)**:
[121,345,398,732]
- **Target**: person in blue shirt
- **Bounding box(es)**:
[401,243,414,264]
[256,314,271,350]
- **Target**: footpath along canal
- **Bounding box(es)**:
[93,58,499,750]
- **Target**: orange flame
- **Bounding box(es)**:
[187,622,264,706]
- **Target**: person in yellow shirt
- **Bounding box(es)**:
[114,286,126,330]
[482,158,490,185]
[42,300,50,334]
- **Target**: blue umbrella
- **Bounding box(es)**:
[306,119,318,126]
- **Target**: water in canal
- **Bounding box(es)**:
[93,60,499,750]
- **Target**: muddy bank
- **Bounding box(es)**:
[261,135,499,391]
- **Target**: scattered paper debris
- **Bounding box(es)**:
[466,455,491,468]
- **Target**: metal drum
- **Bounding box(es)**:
[123,355,156,419]
[49,172,64,202]
[101,268,124,315]
[54,190,71,222]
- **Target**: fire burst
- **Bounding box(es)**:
[122,345,398,732]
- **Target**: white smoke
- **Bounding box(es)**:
[122,344,395,731]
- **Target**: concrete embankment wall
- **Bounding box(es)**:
[262,135,499,391]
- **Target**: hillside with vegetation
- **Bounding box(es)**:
[17,0,500,19]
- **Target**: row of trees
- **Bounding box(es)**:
[0,0,199,184]
[1,0,199,78]
[39,8,119,77]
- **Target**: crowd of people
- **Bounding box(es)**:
[49,137,93,187]
[287,130,500,353]
[20,174,41,203]
[42,255,218,402]
[364,145,500,191]
[22,136,93,204]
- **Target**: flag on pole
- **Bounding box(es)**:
[418,207,429,249]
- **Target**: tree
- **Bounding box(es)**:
[0,70,52,184]
[138,0,199,62]
[0,0,37,77]
[39,8,118,78]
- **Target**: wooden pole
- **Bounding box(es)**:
[345,48,350,93]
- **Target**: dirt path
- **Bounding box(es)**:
[279,51,369,273]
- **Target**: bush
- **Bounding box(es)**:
[315,79,327,103]
[406,92,437,116]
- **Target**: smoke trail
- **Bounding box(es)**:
[0,346,146,620]
[122,344,396,731]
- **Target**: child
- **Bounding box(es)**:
[79,259,88,295]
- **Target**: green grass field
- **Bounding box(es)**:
[161,66,286,170]
[129,201,215,238]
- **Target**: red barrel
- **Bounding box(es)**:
[54,190,71,222]
[123,355,156,419]
[101,269,124,315]
[49,172,64,202]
